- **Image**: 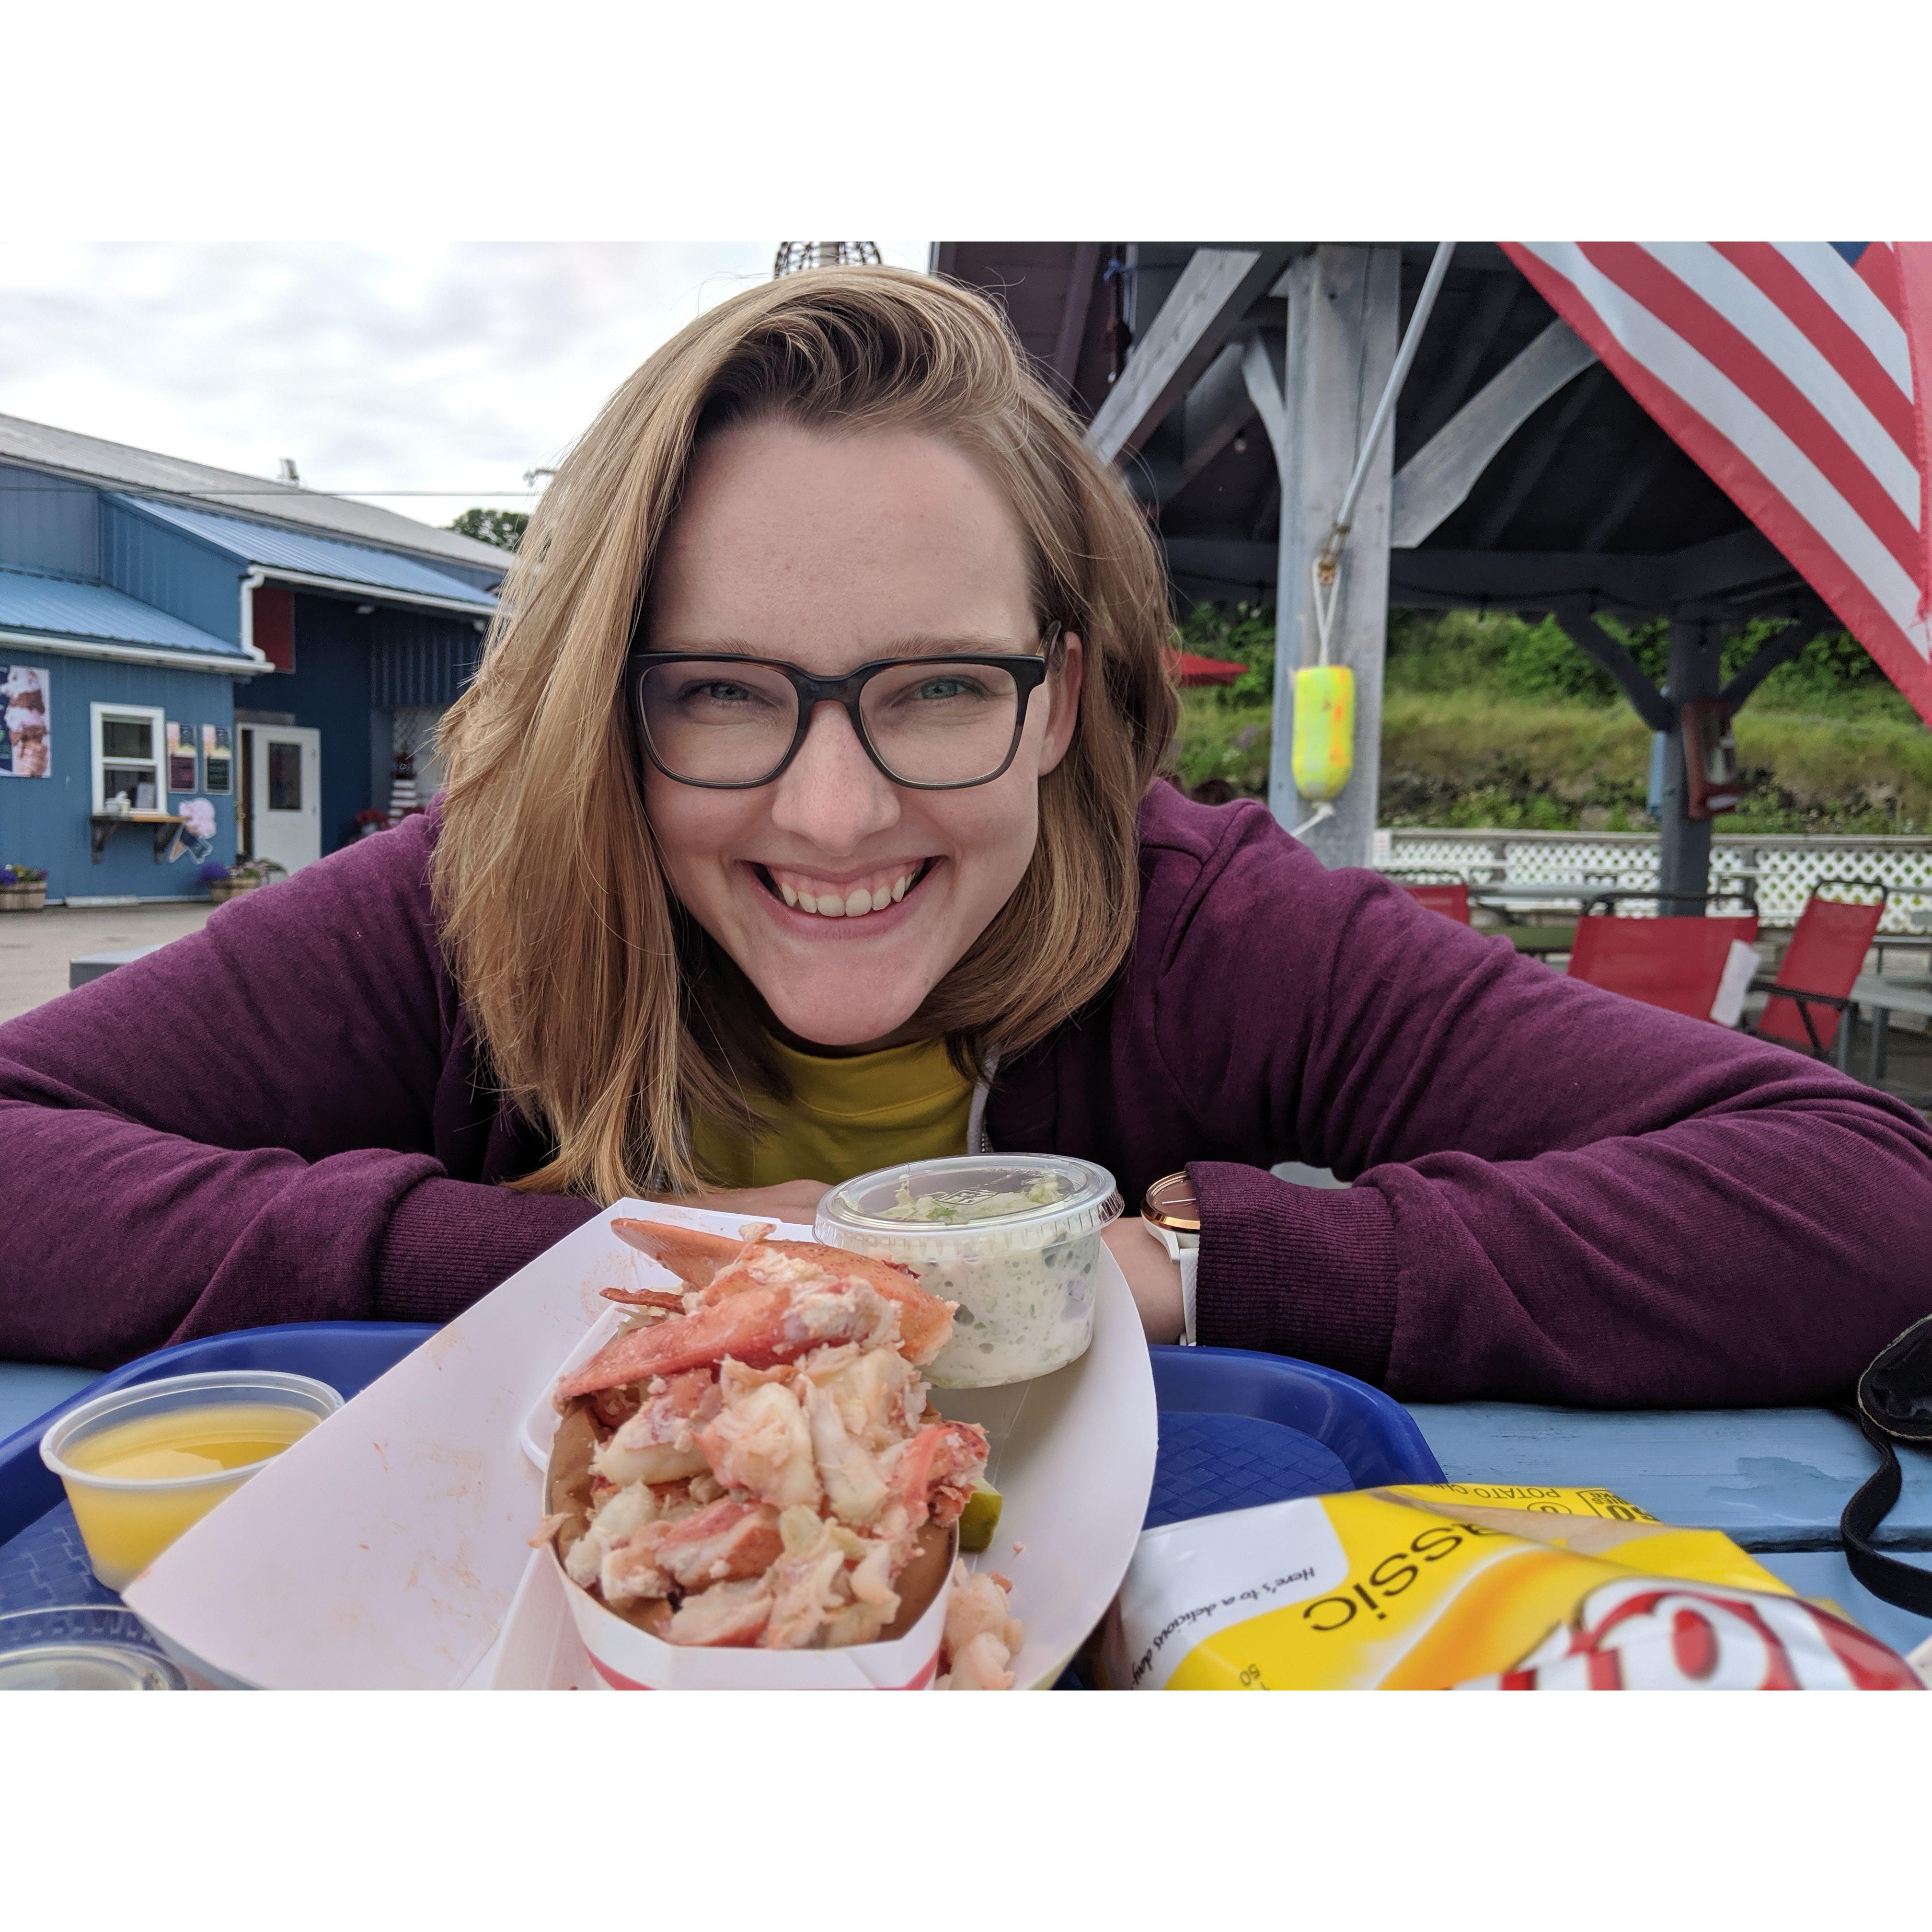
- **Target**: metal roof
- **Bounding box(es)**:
[116,497,499,612]
[0,413,512,579]
[0,567,254,662]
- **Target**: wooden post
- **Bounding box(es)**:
[1268,245,1401,868]
[1658,619,1725,913]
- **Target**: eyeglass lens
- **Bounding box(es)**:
[638,659,1025,786]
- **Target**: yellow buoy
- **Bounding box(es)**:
[1290,664,1355,802]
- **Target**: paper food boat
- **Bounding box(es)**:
[124,1201,1157,1689]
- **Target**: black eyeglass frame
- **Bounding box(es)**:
[628,627,1062,792]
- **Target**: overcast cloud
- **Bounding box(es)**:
[0,241,931,530]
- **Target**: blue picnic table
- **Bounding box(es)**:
[3,1353,1928,1669]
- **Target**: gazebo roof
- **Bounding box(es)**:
[932,242,1812,625]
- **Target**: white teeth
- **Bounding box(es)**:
[769,866,924,919]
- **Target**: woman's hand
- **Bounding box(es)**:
[1103,1219,1184,1345]
[646,1179,832,1224]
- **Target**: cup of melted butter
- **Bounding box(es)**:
[41,1370,342,1590]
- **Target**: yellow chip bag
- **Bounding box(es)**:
[1097,1485,1922,1690]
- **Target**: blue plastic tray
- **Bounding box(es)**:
[0,1326,1441,1621]
[1146,1345,1442,1526]
[0,1323,437,1616]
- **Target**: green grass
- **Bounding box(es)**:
[1170,607,1932,833]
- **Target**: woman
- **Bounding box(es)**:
[2,267,1926,1404]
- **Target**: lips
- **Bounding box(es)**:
[757,860,933,920]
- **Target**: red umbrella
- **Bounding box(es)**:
[1168,650,1246,689]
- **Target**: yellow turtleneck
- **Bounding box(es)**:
[689,1035,973,1189]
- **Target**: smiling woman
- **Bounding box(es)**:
[2,266,1930,1410]
[433,273,1167,1212]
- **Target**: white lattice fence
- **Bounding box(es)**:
[1380,829,1932,932]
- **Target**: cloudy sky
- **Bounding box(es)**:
[0,241,930,532]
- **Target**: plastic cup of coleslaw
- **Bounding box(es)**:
[816,1154,1123,1389]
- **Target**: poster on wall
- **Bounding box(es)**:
[167,722,198,793]
[0,666,50,777]
[201,723,233,794]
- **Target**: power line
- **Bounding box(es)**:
[0,483,541,497]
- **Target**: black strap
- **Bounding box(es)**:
[1838,1404,1932,1616]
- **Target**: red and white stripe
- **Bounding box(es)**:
[1504,242,1932,726]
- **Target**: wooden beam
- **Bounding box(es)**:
[1468,366,1606,549]
[1391,547,1671,607]
[1241,334,1287,471]
[1165,536,1277,581]
[1580,437,1672,551]
[1720,613,1829,708]
[1085,245,1293,463]
[1388,321,1598,547]
[1174,340,1257,495]
[1549,602,1673,732]
[1660,528,1801,604]
[1397,273,1519,457]
[1390,530,1804,613]
[1046,243,1102,399]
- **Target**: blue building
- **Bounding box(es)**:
[0,414,507,904]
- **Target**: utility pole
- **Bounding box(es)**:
[1268,245,1402,868]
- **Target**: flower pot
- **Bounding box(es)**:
[207,880,256,904]
[0,885,45,912]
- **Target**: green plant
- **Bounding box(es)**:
[1174,600,1276,707]
[1173,694,1273,795]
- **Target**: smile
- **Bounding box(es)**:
[755,859,936,920]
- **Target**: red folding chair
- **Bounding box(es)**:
[1752,880,1887,1058]
[1398,882,1471,923]
[1568,913,1759,1020]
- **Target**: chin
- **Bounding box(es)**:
[770,999,924,1050]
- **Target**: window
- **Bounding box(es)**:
[267,739,302,811]
[90,702,165,813]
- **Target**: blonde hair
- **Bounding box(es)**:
[435,265,1177,1199]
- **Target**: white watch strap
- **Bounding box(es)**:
[1179,1245,1200,1347]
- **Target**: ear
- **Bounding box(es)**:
[1036,632,1084,777]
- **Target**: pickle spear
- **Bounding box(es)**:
[957,1480,1003,1553]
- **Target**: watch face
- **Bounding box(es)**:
[1142,1170,1200,1232]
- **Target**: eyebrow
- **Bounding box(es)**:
[642,632,1043,659]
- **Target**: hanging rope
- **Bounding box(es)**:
[1310,242,1456,664]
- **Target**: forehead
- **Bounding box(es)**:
[646,420,1035,656]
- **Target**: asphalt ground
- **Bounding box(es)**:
[0,902,215,1025]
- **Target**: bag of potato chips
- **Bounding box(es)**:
[1098,1484,1922,1690]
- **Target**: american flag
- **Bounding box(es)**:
[1504,243,1932,724]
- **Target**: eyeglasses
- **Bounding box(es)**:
[630,630,1058,791]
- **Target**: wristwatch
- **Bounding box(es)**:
[1141,1170,1201,1346]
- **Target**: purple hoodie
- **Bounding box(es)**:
[2,785,1927,1403]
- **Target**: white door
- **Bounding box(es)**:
[248,725,322,874]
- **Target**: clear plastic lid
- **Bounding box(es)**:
[0,1607,186,1690]
[816,1153,1122,1264]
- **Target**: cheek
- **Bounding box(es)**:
[643,774,753,901]
[940,778,1039,896]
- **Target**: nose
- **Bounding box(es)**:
[766,701,902,855]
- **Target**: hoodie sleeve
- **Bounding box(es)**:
[0,819,595,1369]
[1152,802,1932,1405]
